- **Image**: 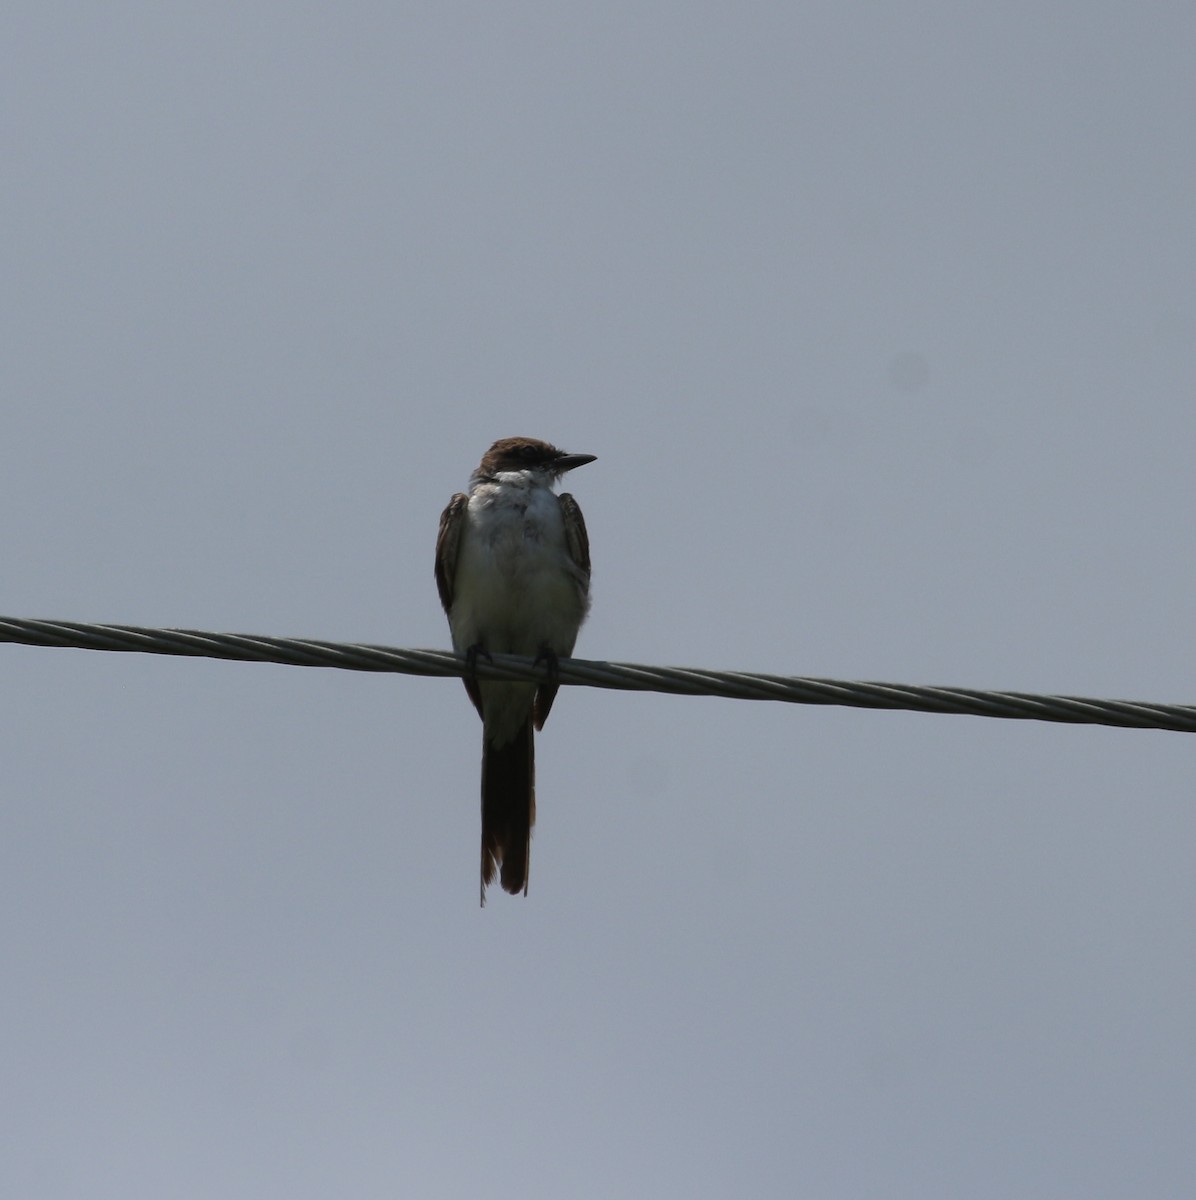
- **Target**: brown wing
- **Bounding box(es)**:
[559,492,591,579]
[534,492,591,730]
[435,493,484,718]
[434,493,468,615]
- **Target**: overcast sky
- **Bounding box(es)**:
[3,4,1194,1197]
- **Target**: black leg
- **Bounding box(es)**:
[465,643,493,674]
[533,645,559,680]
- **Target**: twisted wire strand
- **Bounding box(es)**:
[0,614,1192,733]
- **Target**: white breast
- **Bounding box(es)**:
[448,476,589,659]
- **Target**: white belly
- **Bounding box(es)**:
[447,481,589,746]
[448,483,589,659]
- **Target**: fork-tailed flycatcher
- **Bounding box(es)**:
[435,437,595,902]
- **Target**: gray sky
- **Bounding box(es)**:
[3,4,1194,1196]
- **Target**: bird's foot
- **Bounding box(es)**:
[465,643,493,675]
[533,646,560,681]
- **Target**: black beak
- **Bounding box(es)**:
[555,452,597,473]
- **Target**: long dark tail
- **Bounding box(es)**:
[480,719,535,902]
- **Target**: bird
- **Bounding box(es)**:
[435,437,595,902]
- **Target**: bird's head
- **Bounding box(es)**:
[476,437,596,483]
